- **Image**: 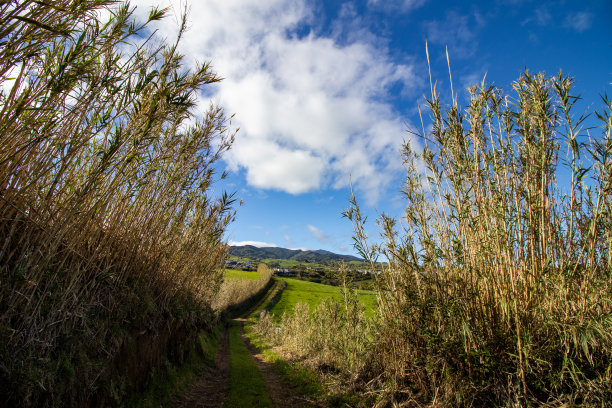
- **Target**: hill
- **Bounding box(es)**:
[229,245,362,263]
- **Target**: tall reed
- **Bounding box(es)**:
[0,1,235,405]
[213,264,274,311]
[347,70,611,406]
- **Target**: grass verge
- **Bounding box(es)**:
[249,279,287,322]
[244,324,361,407]
[244,276,367,407]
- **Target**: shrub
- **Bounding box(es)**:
[255,267,373,377]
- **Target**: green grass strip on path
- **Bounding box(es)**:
[224,322,272,408]
[244,328,325,401]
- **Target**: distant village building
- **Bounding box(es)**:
[273,268,294,276]
[224,259,256,271]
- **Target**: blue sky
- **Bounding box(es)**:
[130,0,612,256]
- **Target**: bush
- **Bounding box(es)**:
[255,270,373,377]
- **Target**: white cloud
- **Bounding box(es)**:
[307,224,331,243]
[128,0,419,201]
[521,6,552,27]
[230,138,325,194]
[228,240,278,248]
[1,64,22,98]
[565,11,593,32]
[367,0,427,13]
[535,7,552,26]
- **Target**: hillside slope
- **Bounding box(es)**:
[229,245,362,263]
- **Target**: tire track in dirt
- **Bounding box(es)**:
[235,277,320,407]
[173,325,230,408]
[236,317,320,408]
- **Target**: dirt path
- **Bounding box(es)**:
[175,279,316,408]
[237,318,318,408]
[173,325,230,408]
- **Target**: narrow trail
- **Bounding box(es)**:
[236,317,315,408]
[249,277,280,316]
[175,278,316,408]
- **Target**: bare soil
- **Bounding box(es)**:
[173,325,230,408]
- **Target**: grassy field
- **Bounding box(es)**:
[224,269,263,280]
[269,277,377,318]
[228,256,372,271]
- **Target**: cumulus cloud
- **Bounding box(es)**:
[307,224,331,243]
[128,0,418,201]
[228,240,278,248]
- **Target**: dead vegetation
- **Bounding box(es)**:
[213,264,275,312]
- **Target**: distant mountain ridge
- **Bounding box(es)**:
[229,245,362,263]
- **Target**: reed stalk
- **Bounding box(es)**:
[347,70,611,406]
[0,1,235,405]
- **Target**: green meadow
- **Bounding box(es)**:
[224,269,263,280]
[269,277,377,318]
